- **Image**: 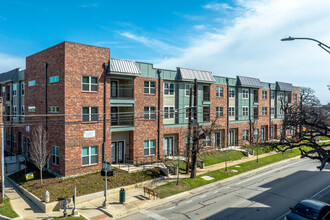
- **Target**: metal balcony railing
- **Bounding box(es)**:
[111,114,134,126]
[203,93,210,101]
[111,87,134,99]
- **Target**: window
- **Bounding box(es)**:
[28,80,36,87]
[48,106,59,113]
[21,82,25,96]
[262,107,267,116]
[82,146,98,165]
[6,134,10,146]
[262,91,267,99]
[164,106,175,119]
[229,87,235,98]
[82,76,98,92]
[52,146,59,165]
[254,129,259,140]
[203,135,211,147]
[279,92,284,100]
[144,81,156,94]
[242,89,249,99]
[144,140,156,156]
[82,107,98,122]
[229,107,235,116]
[243,130,249,141]
[293,93,297,102]
[271,107,275,115]
[13,105,17,118]
[185,137,193,149]
[216,107,223,117]
[271,91,275,99]
[13,135,16,148]
[28,106,35,112]
[2,86,5,97]
[280,108,284,115]
[185,106,190,119]
[144,106,156,119]
[13,84,17,96]
[185,84,193,96]
[164,82,174,95]
[242,107,249,116]
[216,87,223,97]
[49,75,59,83]
[21,106,25,118]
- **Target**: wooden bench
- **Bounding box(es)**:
[143,187,158,199]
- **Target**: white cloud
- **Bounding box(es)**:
[155,0,330,104]
[203,3,234,11]
[0,53,25,73]
[119,32,182,56]
[193,25,207,30]
[79,3,98,8]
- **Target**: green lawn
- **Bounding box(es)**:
[198,150,247,166]
[319,136,330,141]
[156,148,305,198]
[0,197,19,218]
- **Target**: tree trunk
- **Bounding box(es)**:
[190,149,197,178]
[40,168,43,185]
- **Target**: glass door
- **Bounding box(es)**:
[164,136,174,156]
[111,142,116,163]
[118,141,124,163]
[111,81,118,97]
[229,130,236,146]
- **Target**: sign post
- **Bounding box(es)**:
[102,161,110,209]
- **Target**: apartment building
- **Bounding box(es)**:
[0,41,299,176]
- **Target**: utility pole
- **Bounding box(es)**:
[186,88,193,174]
[190,79,198,178]
[0,97,3,203]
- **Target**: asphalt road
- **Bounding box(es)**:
[119,158,330,220]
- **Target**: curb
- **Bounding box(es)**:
[114,156,301,218]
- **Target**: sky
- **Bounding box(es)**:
[0,0,330,104]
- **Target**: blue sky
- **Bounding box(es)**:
[1,0,330,103]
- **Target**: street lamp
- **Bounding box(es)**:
[281,37,330,54]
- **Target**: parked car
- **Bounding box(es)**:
[285,199,330,220]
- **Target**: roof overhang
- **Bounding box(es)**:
[178,67,215,83]
[236,76,262,88]
[276,81,295,91]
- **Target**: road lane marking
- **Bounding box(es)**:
[312,185,329,198]
[140,209,169,220]
[167,206,175,210]
[200,195,206,198]
[235,160,304,186]
[185,200,193,203]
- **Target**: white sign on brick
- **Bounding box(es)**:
[84,130,95,138]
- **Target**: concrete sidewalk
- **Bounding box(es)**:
[6,151,282,220]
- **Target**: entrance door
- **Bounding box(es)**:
[111,81,118,97]
[214,130,224,148]
[111,141,125,164]
[229,129,236,146]
[261,126,267,141]
[164,136,175,156]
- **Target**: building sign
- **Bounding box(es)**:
[25,172,34,181]
[83,130,95,138]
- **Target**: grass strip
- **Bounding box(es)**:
[199,151,247,167]
[156,148,304,198]
[0,197,19,218]
[52,216,87,220]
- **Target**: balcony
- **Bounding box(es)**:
[110,79,134,106]
[111,107,134,132]
[203,86,210,104]
[253,90,259,104]
[203,106,210,122]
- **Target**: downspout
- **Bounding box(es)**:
[44,63,48,131]
[249,87,252,143]
[269,84,271,140]
[157,69,161,160]
[226,78,229,148]
[103,61,110,162]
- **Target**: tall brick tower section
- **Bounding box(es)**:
[25,42,110,176]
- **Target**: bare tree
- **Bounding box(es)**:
[266,88,330,170]
[30,126,50,184]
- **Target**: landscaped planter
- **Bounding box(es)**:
[7,176,167,213]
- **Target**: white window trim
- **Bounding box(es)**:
[243,130,249,141]
[144,106,156,120]
[144,140,156,156]
[144,81,156,94]
[185,84,193,97]
[242,106,249,116]
[82,76,98,92]
[216,106,223,117]
[49,75,59,83]
[185,106,190,119]
[82,106,98,122]
[216,87,223,97]
[82,146,98,166]
[229,87,235,99]
[48,106,59,113]
[242,89,249,99]
[262,107,268,116]
[229,106,235,116]
[164,82,175,96]
[164,106,175,119]
[52,145,59,166]
[262,91,267,100]
[28,106,36,112]
[28,80,36,87]
[12,83,17,97]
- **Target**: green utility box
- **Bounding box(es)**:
[120,188,125,204]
